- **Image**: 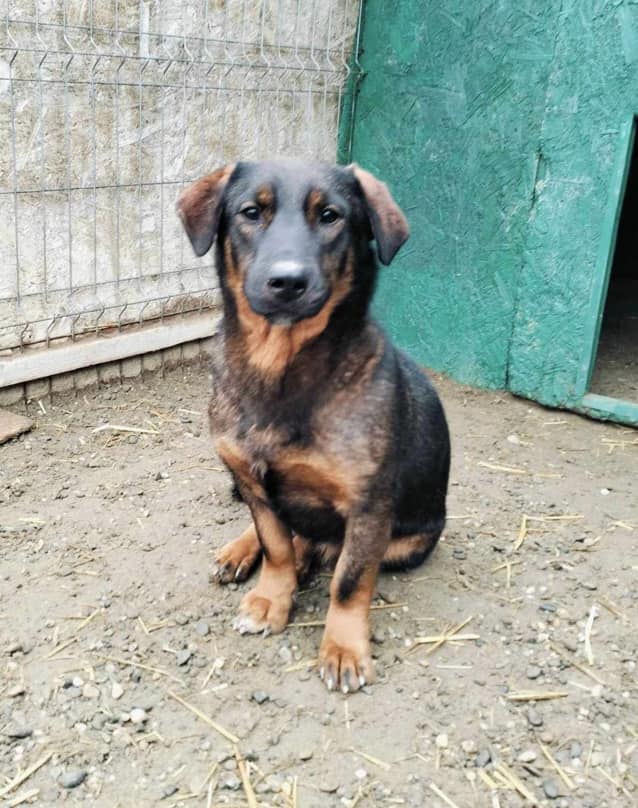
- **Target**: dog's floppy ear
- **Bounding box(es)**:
[349,164,409,265]
[177,164,235,257]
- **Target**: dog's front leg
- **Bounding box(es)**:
[233,500,297,636]
[318,510,390,693]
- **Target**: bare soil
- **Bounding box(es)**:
[1,362,637,807]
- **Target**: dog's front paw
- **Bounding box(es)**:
[211,528,261,584]
[234,589,292,636]
[318,634,375,694]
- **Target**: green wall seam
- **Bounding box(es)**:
[336,0,366,165]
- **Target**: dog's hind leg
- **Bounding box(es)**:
[212,524,262,584]
[293,537,342,584]
[381,528,442,572]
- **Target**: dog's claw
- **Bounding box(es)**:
[326,675,335,691]
[359,674,366,688]
[319,666,325,681]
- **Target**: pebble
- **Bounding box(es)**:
[299,748,314,761]
[161,784,179,799]
[538,603,557,612]
[130,708,147,724]
[111,682,124,700]
[526,664,542,680]
[527,707,543,727]
[518,749,537,763]
[461,739,477,755]
[319,780,340,793]
[435,733,448,749]
[82,683,100,699]
[176,649,192,666]
[278,646,293,664]
[220,772,241,790]
[543,778,559,799]
[252,690,269,705]
[59,769,87,789]
[195,620,210,636]
[8,684,26,698]
[570,741,583,759]
[6,726,33,739]
[475,749,491,768]
[452,548,467,560]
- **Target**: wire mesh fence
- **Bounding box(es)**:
[0,0,361,355]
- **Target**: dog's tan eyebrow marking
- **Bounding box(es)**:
[256,185,274,208]
[305,188,327,224]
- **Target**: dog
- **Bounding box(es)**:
[178,160,450,693]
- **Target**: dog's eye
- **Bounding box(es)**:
[240,206,260,221]
[319,207,340,225]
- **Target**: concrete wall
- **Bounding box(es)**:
[350,0,638,411]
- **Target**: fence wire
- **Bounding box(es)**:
[0,0,361,353]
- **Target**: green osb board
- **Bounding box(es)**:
[349,0,638,423]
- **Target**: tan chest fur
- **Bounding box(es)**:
[214,429,363,517]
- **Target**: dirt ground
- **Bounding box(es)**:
[1,361,637,808]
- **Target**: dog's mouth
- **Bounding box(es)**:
[244,287,330,325]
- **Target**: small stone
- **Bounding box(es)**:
[539,603,557,612]
[526,664,542,680]
[452,548,467,560]
[299,748,313,761]
[130,707,148,724]
[475,749,491,768]
[195,620,210,636]
[82,683,100,699]
[220,772,241,791]
[570,741,583,759]
[581,580,598,591]
[518,749,537,763]
[543,778,559,799]
[176,649,192,666]
[8,684,26,697]
[435,733,448,749]
[59,769,87,789]
[354,768,367,780]
[252,690,269,705]
[278,646,293,664]
[461,739,477,755]
[161,784,179,799]
[527,707,543,727]
[6,726,33,739]
[319,780,340,793]
[111,682,124,700]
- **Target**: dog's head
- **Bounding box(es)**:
[178,160,409,327]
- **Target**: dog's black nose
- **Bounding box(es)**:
[266,262,310,302]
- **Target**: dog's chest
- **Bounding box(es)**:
[214,415,357,518]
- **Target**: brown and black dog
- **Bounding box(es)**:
[178,160,450,693]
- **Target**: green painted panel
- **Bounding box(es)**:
[350,1,638,417]
[351,1,558,388]
[508,3,638,406]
